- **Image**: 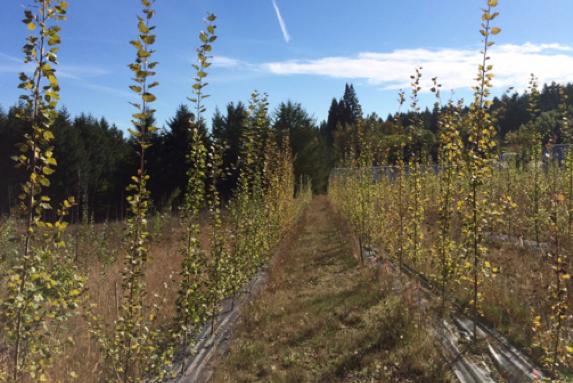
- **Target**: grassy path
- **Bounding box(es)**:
[211,197,450,383]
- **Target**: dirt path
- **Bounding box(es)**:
[209,197,450,382]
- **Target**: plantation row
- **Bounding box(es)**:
[330,1,573,381]
[0,1,311,382]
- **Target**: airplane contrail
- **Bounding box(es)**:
[272,0,291,43]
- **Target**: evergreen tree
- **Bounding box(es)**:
[341,83,363,125]
[0,107,25,215]
[322,98,339,144]
[273,101,330,193]
[211,102,248,198]
[147,105,209,210]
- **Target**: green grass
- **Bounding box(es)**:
[212,197,452,383]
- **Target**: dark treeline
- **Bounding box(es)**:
[2,80,573,219]
[0,100,328,220]
[323,81,573,165]
[0,107,131,221]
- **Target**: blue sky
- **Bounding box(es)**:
[2,0,573,131]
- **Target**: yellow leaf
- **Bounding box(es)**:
[533,316,541,326]
[138,19,149,34]
[27,22,36,31]
[42,167,55,175]
[491,27,502,35]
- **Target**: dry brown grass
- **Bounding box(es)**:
[44,215,203,382]
[2,200,304,382]
[395,208,573,372]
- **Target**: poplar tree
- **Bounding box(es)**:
[463,0,501,342]
[176,12,217,345]
[0,1,83,381]
[88,2,174,381]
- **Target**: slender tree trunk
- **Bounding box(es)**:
[472,180,478,343]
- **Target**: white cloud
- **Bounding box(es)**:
[212,55,246,68]
[259,42,573,92]
[271,0,290,43]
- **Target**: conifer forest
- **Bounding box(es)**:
[1,0,573,382]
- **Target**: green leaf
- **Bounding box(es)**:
[48,35,61,46]
[137,48,151,59]
[47,75,59,88]
[142,35,156,45]
[142,93,156,102]
[42,167,55,176]
[130,40,143,49]
[138,20,149,34]
[39,177,50,187]
[43,130,55,141]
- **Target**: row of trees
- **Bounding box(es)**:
[330,0,572,380]
[324,82,573,164]
[0,1,310,382]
